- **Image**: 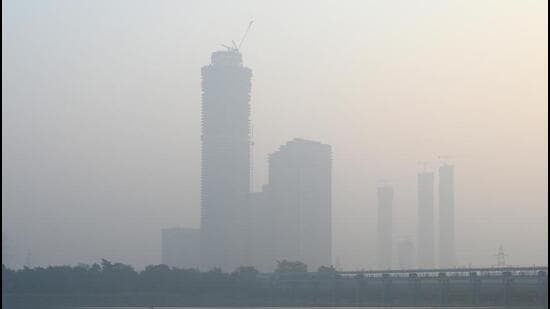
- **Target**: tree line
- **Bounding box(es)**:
[2,259,338,294]
[4,260,543,308]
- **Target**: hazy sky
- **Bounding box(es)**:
[2,0,548,269]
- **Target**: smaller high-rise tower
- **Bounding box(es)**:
[268,139,332,270]
[417,172,435,268]
[438,163,456,268]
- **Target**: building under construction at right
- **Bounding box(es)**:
[417,171,435,268]
[438,163,456,268]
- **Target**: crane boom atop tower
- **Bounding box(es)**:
[238,20,254,50]
[220,20,254,53]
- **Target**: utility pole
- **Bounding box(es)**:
[495,245,508,267]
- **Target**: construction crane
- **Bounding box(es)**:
[221,20,254,53]
[238,20,254,50]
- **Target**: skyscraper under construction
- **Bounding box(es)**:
[438,163,456,268]
[200,49,252,271]
[417,171,435,268]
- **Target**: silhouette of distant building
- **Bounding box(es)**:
[438,163,456,268]
[248,188,276,272]
[417,172,435,268]
[265,138,332,271]
[377,184,393,269]
[199,49,333,272]
[248,139,333,272]
[397,239,415,269]
[161,227,200,269]
[200,50,252,271]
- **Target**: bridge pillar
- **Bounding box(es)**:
[382,273,392,305]
[408,273,421,305]
[438,272,450,306]
[502,271,514,307]
[469,271,481,305]
[538,271,548,309]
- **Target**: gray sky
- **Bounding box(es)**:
[2,0,548,269]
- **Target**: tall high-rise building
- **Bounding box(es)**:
[200,50,252,271]
[438,163,456,268]
[267,138,332,271]
[162,228,200,269]
[417,172,435,268]
[377,185,393,269]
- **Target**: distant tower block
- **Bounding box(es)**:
[417,172,435,268]
[438,163,456,268]
[268,139,332,271]
[200,49,252,271]
[377,184,394,270]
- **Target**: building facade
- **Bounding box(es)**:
[161,228,200,269]
[200,50,252,271]
[438,164,456,268]
[264,138,332,271]
[417,172,435,268]
[248,188,277,272]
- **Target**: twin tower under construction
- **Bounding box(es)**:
[377,165,456,270]
[418,164,456,269]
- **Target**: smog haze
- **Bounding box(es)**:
[2,0,548,270]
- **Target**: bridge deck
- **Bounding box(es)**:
[338,266,548,275]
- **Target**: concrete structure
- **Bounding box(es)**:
[161,227,200,269]
[377,185,394,269]
[200,50,252,271]
[266,138,332,271]
[248,189,276,272]
[397,239,415,269]
[417,172,435,268]
[438,164,456,268]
